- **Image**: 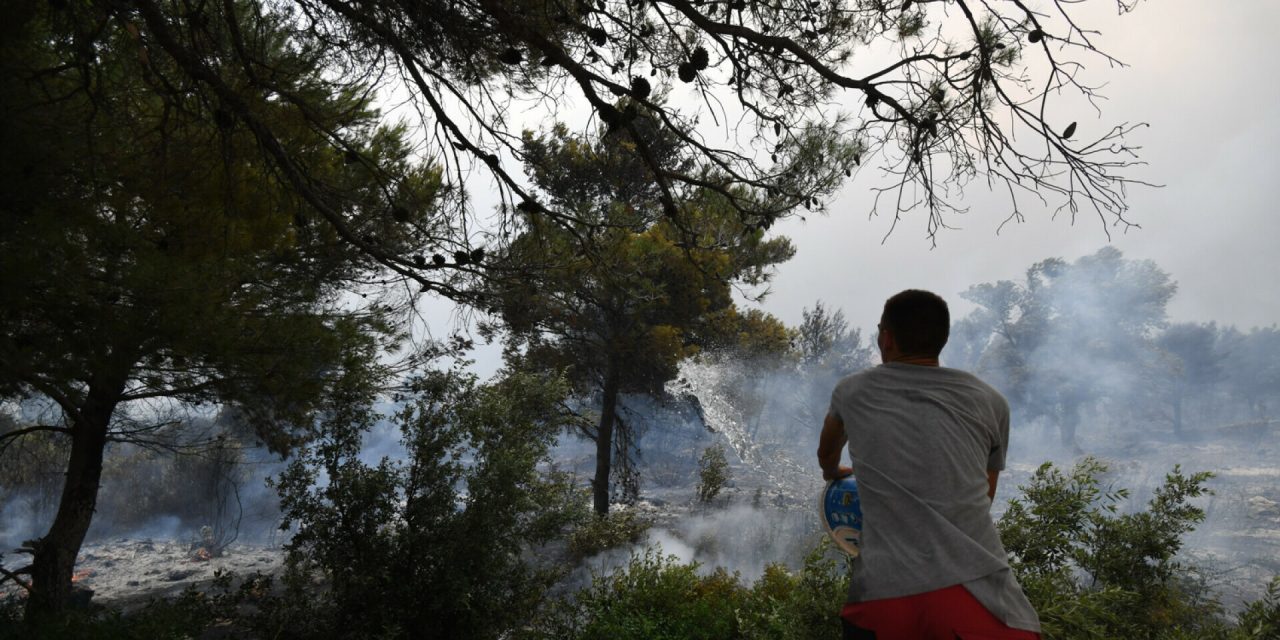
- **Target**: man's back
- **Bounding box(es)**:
[830,363,1039,631]
[820,290,1039,638]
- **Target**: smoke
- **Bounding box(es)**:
[945,248,1196,450]
[649,505,820,581]
[0,491,47,550]
[566,274,1280,609]
[566,504,824,594]
[0,433,290,554]
[942,249,1280,608]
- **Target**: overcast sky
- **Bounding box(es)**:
[761,0,1280,332]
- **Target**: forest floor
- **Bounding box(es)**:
[2,419,1276,615]
[0,539,285,611]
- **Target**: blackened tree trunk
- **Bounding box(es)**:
[25,372,127,619]
[592,360,621,516]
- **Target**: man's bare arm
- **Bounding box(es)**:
[987,469,1000,502]
[818,412,853,480]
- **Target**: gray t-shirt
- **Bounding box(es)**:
[829,363,1040,632]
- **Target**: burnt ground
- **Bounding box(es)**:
[0,539,284,611]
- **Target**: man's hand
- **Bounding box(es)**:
[817,412,850,480]
[824,465,855,481]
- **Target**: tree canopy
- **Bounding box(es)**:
[17,0,1151,308]
[486,121,794,513]
[0,3,441,615]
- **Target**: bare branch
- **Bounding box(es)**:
[0,564,33,593]
[0,425,72,459]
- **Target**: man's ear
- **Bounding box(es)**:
[877,327,892,352]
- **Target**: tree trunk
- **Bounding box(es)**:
[592,361,621,516]
[25,375,125,619]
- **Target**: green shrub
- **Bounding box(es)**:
[533,457,1280,640]
[526,540,848,640]
[996,457,1253,639]
[265,367,582,640]
[11,453,1279,640]
[696,444,731,504]
[530,549,742,640]
[1235,577,1280,640]
[566,509,652,560]
[736,540,849,640]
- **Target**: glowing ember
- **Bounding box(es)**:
[194,548,212,562]
[71,568,92,584]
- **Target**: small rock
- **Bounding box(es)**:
[166,569,197,581]
[127,580,140,587]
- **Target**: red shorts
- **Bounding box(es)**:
[841,584,1041,640]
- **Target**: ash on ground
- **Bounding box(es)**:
[1,539,285,610]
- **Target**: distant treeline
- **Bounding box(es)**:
[679,246,1279,460]
[946,247,1279,448]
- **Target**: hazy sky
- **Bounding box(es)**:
[761,0,1280,332]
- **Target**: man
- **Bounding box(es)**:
[817,290,1041,639]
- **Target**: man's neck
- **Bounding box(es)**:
[884,355,940,367]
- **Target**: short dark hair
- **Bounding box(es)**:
[881,289,950,357]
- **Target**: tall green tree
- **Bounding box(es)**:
[487,121,802,514]
[0,4,442,616]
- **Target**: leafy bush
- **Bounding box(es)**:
[9,452,1279,639]
[539,549,742,640]
[1235,577,1280,639]
[265,367,582,640]
[995,457,1274,639]
[526,540,849,640]
[566,509,651,560]
[696,444,731,504]
[736,540,848,640]
[529,459,1275,640]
